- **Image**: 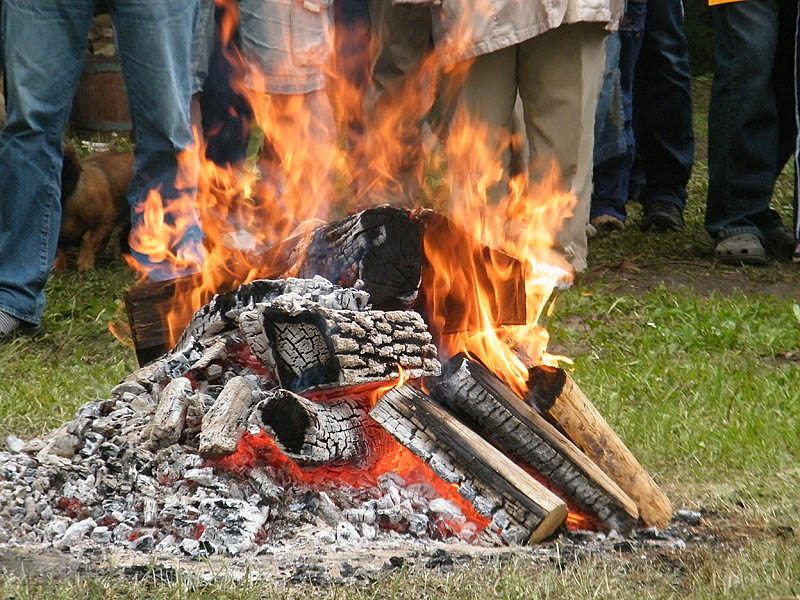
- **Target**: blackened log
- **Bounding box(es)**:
[429,355,639,534]
[294,205,423,309]
[250,389,376,466]
[242,294,440,392]
[370,384,567,545]
[528,365,672,528]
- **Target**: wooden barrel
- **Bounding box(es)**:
[70,56,132,134]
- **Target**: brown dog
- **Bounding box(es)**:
[54,144,134,271]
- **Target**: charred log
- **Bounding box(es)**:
[242,295,440,392]
[428,355,639,534]
[527,365,672,528]
[250,389,376,467]
[370,384,567,545]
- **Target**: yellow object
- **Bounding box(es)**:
[708,0,746,5]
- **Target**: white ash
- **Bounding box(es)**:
[0,279,479,557]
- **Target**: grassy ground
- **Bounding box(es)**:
[1,83,800,598]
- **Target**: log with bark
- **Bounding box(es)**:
[370,384,568,545]
[250,389,379,467]
[527,365,672,528]
[429,354,639,533]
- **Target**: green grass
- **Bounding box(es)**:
[2,81,800,598]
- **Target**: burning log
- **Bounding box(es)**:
[370,384,568,545]
[124,208,529,366]
[527,366,671,528]
[250,389,377,467]
[198,376,257,459]
[429,355,639,534]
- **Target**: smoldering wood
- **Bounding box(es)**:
[198,376,257,459]
[148,377,192,447]
[370,384,567,545]
[527,365,672,528]
[250,389,376,467]
[125,206,423,365]
[429,355,639,534]
[292,205,423,309]
[248,295,440,392]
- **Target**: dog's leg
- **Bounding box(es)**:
[52,248,67,272]
[77,225,114,271]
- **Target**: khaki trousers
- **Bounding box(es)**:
[456,22,607,273]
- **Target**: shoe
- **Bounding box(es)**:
[764,225,796,259]
[793,243,800,264]
[590,214,625,233]
[641,200,684,232]
[0,311,43,342]
[715,233,767,266]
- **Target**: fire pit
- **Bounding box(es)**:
[1,207,671,559]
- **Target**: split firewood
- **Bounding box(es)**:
[527,365,672,528]
[370,384,568,545]
[147,377,192,448]
[429,355,639,534]
[198,376,257,459]
[250,389,377,467]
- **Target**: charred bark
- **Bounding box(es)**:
[370,384,567,545]
[251,389,376,467]
[429,355,639,534]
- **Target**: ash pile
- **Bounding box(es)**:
[0,277,493,557]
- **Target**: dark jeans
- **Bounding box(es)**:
[591,0,647,222]
[705,0,797,241]
[632,0,694,212]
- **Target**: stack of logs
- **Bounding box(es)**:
[125,206,671,545]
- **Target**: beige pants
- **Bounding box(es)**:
[455,22,607,273]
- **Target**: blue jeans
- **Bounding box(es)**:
[632,0,694,212]
[0,0,200,325]
[705,0,797,241]
[591,0,647,222]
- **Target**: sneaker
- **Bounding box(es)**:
[641,200,684,232]
[0,311,43,342]
[590,214,625,233]
[764,225,796,259]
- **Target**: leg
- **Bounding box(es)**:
[519,23,607,273]
[77,224,115,271]
[633,0,694,221]
[361,0,433,206]
[455,45,519,206]
[0,0,93,327]
[592,0,648,227]
[112,0,203,281]
[705,0,781,245]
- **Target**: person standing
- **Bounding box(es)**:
[705,0,797,264]
[630,0,694,232]
[0,0,202,340]
[438,0,622,273]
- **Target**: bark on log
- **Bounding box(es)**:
[527,365,672,528]
[199,376,257,459]
[293,205,423,309]
[250,389,376,466]
[242,294,440,392]
[370,384,567,545]
[429,355,639,534]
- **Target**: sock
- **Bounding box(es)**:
[0,311,20,336]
